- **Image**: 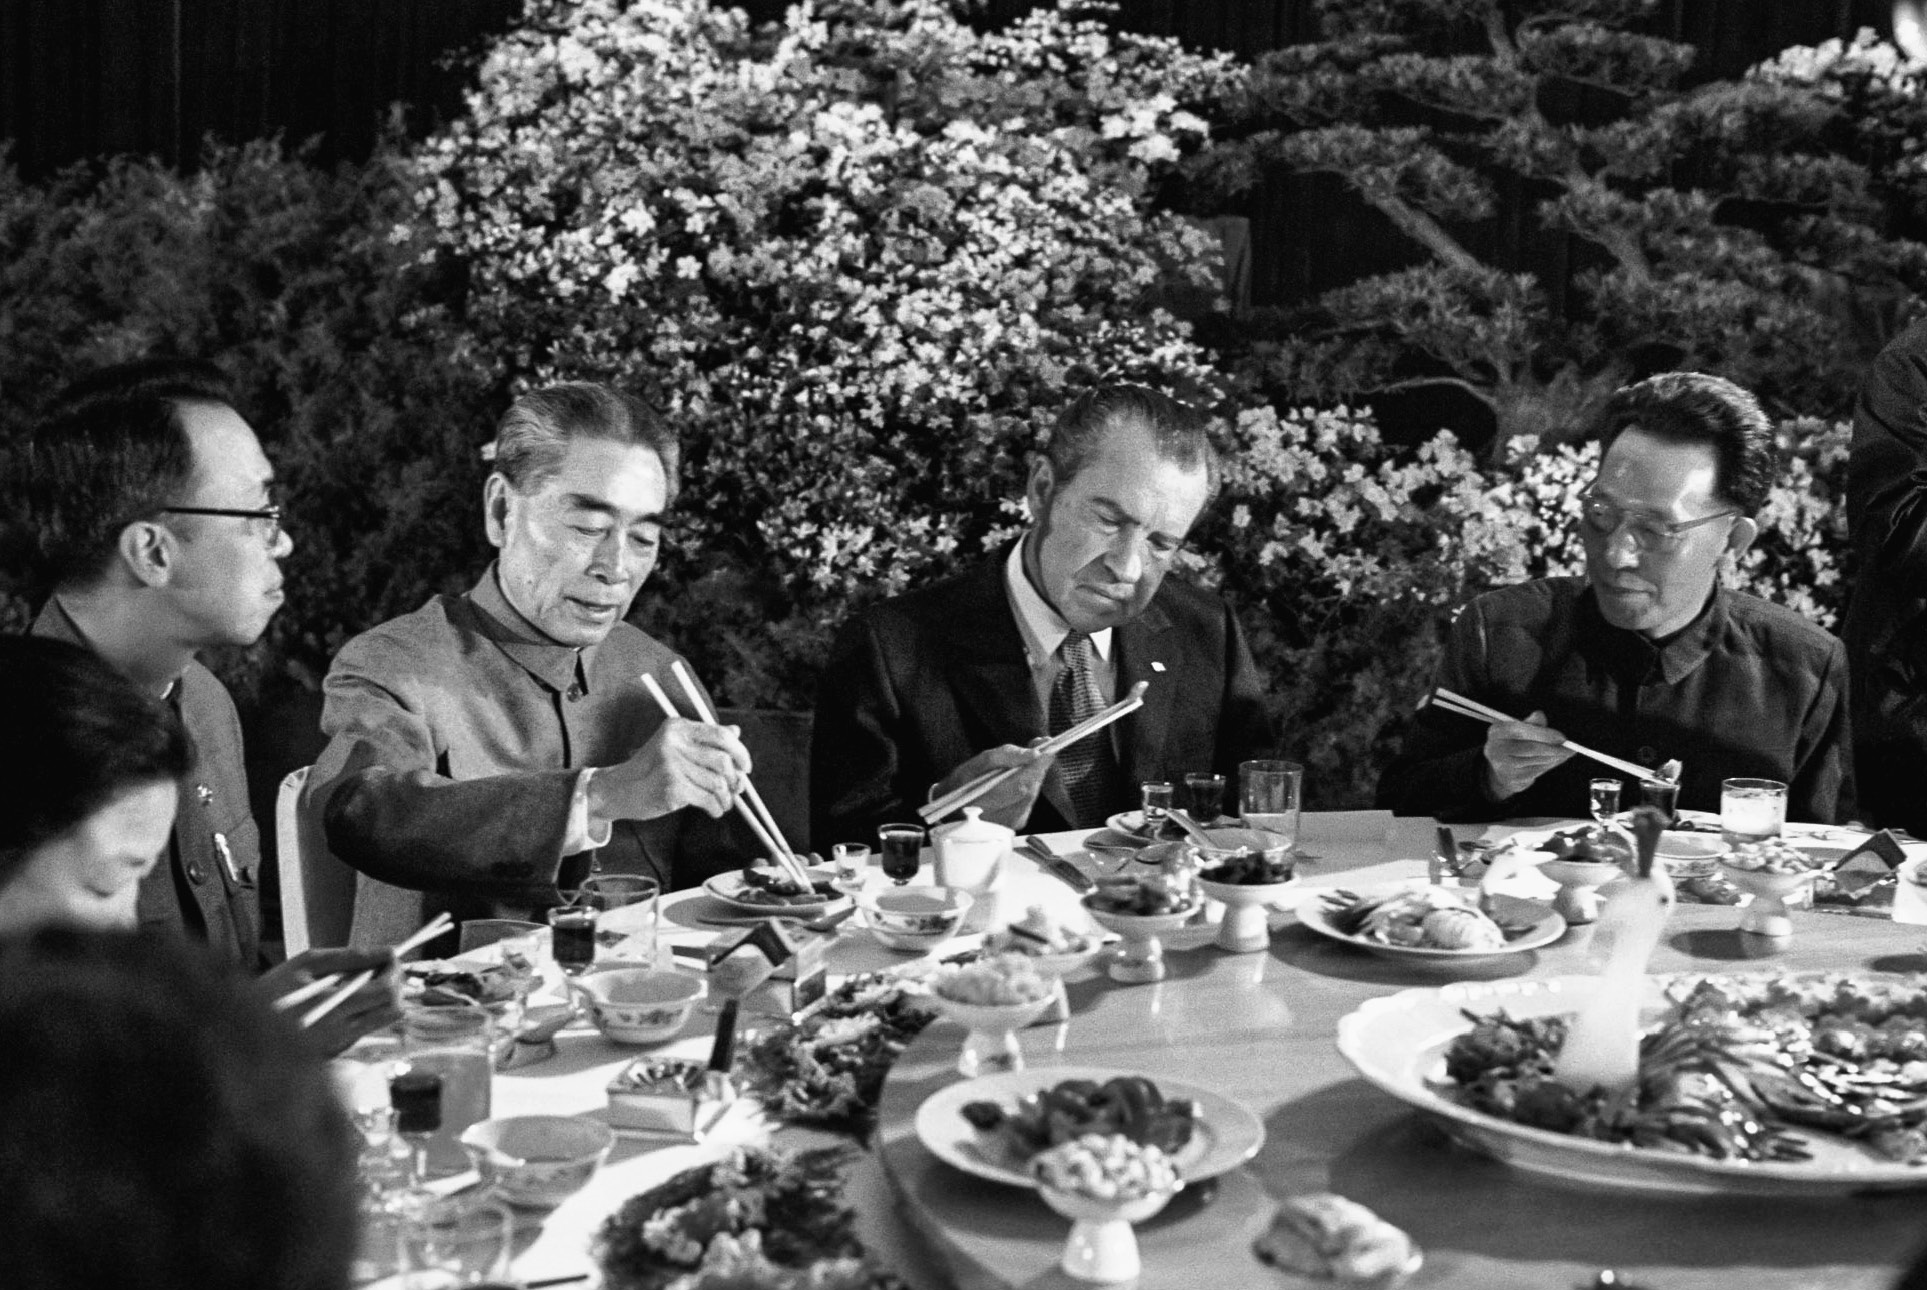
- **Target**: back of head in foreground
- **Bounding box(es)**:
[0,924,358,1290]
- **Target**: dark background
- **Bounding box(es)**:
[1,0,1897,312]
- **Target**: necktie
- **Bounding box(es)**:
[1049,632,1124,828]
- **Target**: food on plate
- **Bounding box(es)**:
[1724,838,1828,874]
[1442,973,1927,1164]
[1085,870,1197,917]
[1321,887,1506,950]
[959,1075,1199,1165]
[933,953,1054,1007]
[732,865,837,905]
[404,949,537,1006]
[1540,824,1635,868]
[1252,1193,1418,1282]
[1201,847,1294,886]
[607,1057,707,1098]
[988,905,1099,957]
[1030,1132,1179,1201]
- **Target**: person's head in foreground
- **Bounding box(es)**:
[0,924,358,1290]
[1025,383,1219,634]
[486,382,679,648]
[0,636,188,935]
[24,357,291,684]
[1581,371,1771,639]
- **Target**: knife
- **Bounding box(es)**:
[1432,825,1457,885]
[1039,855,1095,893]
[704,997,740,1102]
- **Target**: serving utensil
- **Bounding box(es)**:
[1428,689,1671,785]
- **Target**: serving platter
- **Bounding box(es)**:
[700,865,843,917]
[914,1065,1264,1189]
[1298,883,1566,964]
[1336,973,1927,1196]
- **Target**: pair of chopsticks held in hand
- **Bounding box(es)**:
[1426,688,1679,785]
[639,660,813,891]
[271,911,455,1028]
[919,681,1151,825]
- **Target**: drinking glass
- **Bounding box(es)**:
[1721,778,1788,846]
[1238,760,1303,850]
[402,1194,515,1285]
[1589,778,1622,824]
[1184,772,1227,823]
[580,874,660,964]
[546,904,598,976]
[399,998,492,1177]
[1639,777,1680,828]
[1140,781,1174,836]
[879,823,926,886]
[831,843,871,894]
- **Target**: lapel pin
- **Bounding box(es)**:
[196,784,214,808]
[1150,661,1166,673]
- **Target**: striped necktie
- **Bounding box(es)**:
[1049,631,1124,828]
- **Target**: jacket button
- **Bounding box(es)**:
[1637,746,1658,765]
[185,860,208,885]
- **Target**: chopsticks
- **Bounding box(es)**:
[293,911,453,1028]
[919,680,1150,824]
[1427,688,1671,784]
[638,665,814,892]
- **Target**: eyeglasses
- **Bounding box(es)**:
[1577,490,1735,552]
[160,505,284,544]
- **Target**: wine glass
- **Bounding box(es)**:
[879,823,925,886]
[387,1068,444,1188]
[1589,778,1622,824]
[546,902,598,977]
[831,843,871,895]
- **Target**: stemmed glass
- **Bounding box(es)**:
[546,901,598,978]
[879,824,925,886]
[387,1068,444,1189]
[831,843,871,896]
[1589,778,1622,824]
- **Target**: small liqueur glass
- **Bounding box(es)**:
[1589,778,1622,824]
[1638,776,1679,828]
[879,823,926,886]
[1183,772,1227,824]
[831,842,871,896]
[1140,781,1175,839]
[546,903,598,976]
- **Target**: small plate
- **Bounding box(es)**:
[700,866,842,917]
[1104,810,1155,842]
[914,1065,1264,1188]
[1299,884,1566,964]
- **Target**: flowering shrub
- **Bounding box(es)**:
[412,0,1239,704]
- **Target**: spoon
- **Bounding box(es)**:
[1551,806,1670,1096]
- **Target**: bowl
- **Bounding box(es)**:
[1654,831,1725,879]
[459,1114,615,1208]
[568,968,703,1044]
[1196,826,1294,865]
[859,886,973,952]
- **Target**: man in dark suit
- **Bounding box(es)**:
[811,384,1275,845]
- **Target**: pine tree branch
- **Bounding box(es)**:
[1366,373,1500,412]
[1370,190,1489,276]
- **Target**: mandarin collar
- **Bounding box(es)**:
[468,566,591,695]
[1577,583,1726,685]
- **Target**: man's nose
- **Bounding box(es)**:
[1600,523,1641,567]
[1103,532,1145,583]
[273,526,294,559]
[589,531,628,582]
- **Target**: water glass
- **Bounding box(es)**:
[399,998,493,1177]
[879,823,926,885]
[1140,781,1174,834]
[831,843,871,894]
[1238,760,1303,850]
[1639,777,1679,827]
[580,874,660,964]
[546,904,598,975]
[1721,778,1787,846]
[1183,772,1227,822]
[1589,778,1622,824]
[401,1194,515,1285]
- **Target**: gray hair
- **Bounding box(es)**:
[490,383,679,506]
[1044,384,1220,501]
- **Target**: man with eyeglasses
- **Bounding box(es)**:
[306,384,754,948]
[1378,371,1853,823]
[810,384,1274,844]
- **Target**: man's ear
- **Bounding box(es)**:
[116,520,172,589]
[483,473,511,550]
[1024,455,1054,523]
[1725,515,1758,562]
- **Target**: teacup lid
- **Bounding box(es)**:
[933,805,1013,846]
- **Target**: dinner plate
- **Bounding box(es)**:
[914,1065,1265,1189]
[1337,973,1927,1195]
[1298,883,1566,963]
[700,865,843,917]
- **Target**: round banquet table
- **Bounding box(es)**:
[398,812,1927,1289]
[873,816,1927,1290]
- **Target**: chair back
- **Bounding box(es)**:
[275,766,358,955]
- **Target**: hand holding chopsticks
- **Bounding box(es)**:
[920,680,1150,824]
[278,911,453,1034]
[1427,688,1674,787]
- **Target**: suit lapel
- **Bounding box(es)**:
[1116,600,1177,788]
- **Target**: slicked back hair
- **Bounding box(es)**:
[1595,372,1777,516]
[0,637,190,885]
[491,383,680,507]
[23,358,237,590]
[1044,384,1220,502]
